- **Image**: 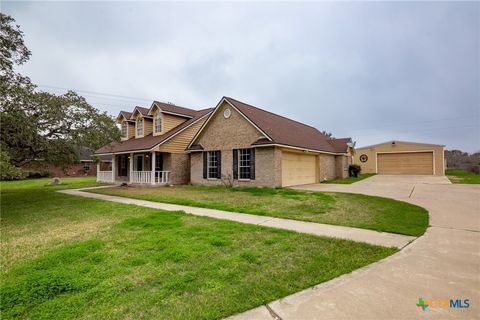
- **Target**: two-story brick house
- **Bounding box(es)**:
[95,97,352,187]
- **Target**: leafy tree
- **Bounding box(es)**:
[0,149,24,180]
[0,13,31,73]
[0,13,120,169]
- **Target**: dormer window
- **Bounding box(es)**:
[121,121,127,138]
[154,112,162,133]
[136,118,143,136]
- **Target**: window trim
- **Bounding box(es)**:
[136,118,143,137]
[207,151,219,179]
[238,148,251,180]
[121,121,128,138]
[154,112,162,133]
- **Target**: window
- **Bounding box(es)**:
[121,121,127,138]
[136,118,143,136]
[207,151,218,179]
[233,148,255,180]
[154,112,162,133]
[238,149,251,179]
[83,162,90,172]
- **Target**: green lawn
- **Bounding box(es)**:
[90,185,428,236]
[446,169,480,184]
[323,173,376,184]
[0,177,396,319]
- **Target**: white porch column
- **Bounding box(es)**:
[129,152,133,183]
[151,151,156,185]
[96,163,100,182]
[111,154,116,183]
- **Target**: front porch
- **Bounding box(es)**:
[97,151,171,185]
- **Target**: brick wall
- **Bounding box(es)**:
[190,101,281,187]
[335,155,349,179]
[319,154,336,181]
[190,147,281,187]
[169,153,190,185]
[23,161,96,177]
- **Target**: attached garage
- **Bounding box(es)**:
[354,141,445,176]
[281,151,318,186]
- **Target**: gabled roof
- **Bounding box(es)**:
[116,111,134,123]
[149,101,199,118]
[187,144,204,151]
[79,146,94,161]
[189,96,349,154]
[327,137,353,153]
[95,108,212,154]
[130,106,151,119]
[356,140,446,150]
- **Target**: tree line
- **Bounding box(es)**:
[0,13,120,179]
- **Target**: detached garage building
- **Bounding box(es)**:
[354,141,445,176]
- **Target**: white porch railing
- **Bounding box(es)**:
[131,171,151,184]
[97,171,113,183]
[154,171,170,184]
[131,171,170,184]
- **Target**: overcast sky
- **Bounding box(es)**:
[3,1,479,152]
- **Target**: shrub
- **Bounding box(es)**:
[349,164,362,178]
[468,166,480,174]
[26,171,51,179]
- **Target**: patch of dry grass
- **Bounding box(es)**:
[1,217,115,272]
[0,177,139,272]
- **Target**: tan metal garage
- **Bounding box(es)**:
[377,152,433,175]
[281,151,317,186]
[354,141,445,176]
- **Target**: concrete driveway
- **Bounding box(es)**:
[233,175,480,319]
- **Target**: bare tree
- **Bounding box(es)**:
[221,172,234,188]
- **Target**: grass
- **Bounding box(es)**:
[0,177,397,319]
[446,169,480,184]
[323,173,376,184]
[90,185,429,236]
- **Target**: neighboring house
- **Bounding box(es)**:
[353,140,445,175]
[78,146,96,174]
[186,97,353,187]
[95,101,212,185]
[23,146,97,177]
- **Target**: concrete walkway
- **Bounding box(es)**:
[229,175,480,320]
[58,187,414,248]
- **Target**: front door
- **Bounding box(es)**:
[155,152,163,171]
[118,155,128,176]
[134,154,144,171]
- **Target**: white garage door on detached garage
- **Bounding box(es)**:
[281,151,317,187]
[377,152,433,175]
[354,141,445,176]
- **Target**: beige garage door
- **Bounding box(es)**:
[377,152,433,175]
[281,152,317,186]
